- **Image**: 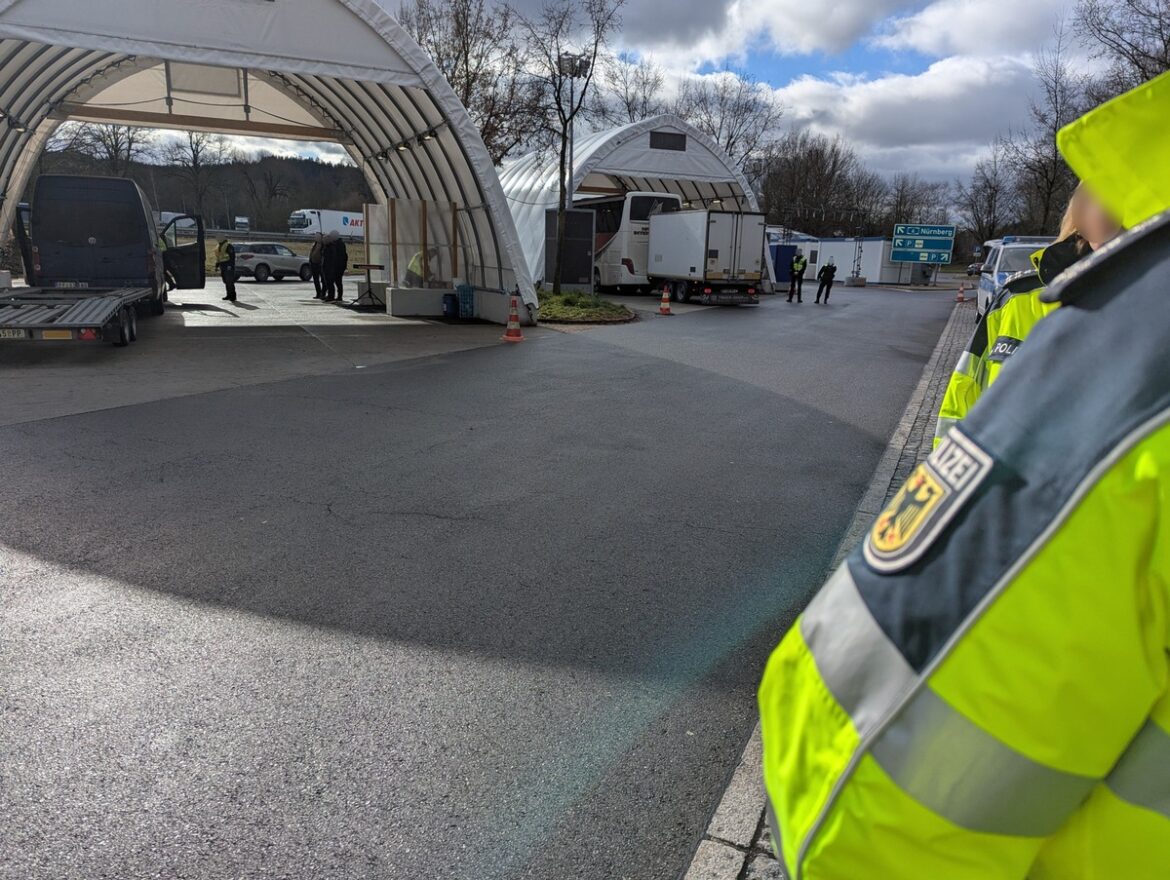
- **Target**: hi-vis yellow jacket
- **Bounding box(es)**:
[931,238,1088,448]
[760,69,1170,880]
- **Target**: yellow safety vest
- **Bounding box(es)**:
[760,69,1170,880]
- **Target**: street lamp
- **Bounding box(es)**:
[558,52,591,211]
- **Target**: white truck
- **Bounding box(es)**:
[647,210,766,304]
[287,208,365,239]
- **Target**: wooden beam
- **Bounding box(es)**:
[574,185,626,195]
[51,103,345,143]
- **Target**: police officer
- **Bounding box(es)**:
[215,236,236,302]
[933,185,1122,446]
[759,69,1170,880]
[815,257,837,303]
[788,250,808,303]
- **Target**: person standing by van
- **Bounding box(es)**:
[215,236,237,302]
[815,258,837,303]
[309,232,325,298]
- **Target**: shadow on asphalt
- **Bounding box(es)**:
[1,335,880,685]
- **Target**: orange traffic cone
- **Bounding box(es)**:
[956,283,967,303]
[659,283,674,316]
[502,295,525,343]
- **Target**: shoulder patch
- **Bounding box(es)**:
[987,335,1022,363]
[864,430,993,573]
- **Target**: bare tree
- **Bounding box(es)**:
[884,173,950,226]
[74,124,155,177]
[955,143,1017,244]
[1075,0,1170,97]
[673,71,784,168]
[1002,25,1085,232]
[760,130,863,234]
[400,0,542,164]
[519,0,625,295]
[162,132,230,224]
[593,54,666,125]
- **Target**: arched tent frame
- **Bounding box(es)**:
[0,0,536,320]
[499,115,760,283]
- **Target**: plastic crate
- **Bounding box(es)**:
[456,284,475,319]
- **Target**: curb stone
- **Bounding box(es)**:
[680,299,975,880]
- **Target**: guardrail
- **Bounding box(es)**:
[174,227,363,244]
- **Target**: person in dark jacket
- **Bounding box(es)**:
[815,258,837,304]
[322,231,349,302]
[309,233,325,298]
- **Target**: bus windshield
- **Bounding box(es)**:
[629,196,680,223]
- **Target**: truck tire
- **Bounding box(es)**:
[113,308,132,347]
[254,263,270,283]
[673,281,690,303]
[299,264,312,282]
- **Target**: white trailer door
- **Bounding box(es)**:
[706,213,736,281]
[732,214,766,282]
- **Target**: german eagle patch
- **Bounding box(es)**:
[864,429,992,573]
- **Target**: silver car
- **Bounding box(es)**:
[234,242,311,283]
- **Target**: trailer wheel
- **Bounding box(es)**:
[147,292,165,315]
[128,307,138,342]
[673,281,690,303]
[114,308,132,347]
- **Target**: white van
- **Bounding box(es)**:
[577,192,683,291]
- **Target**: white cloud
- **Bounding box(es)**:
[622,0,920,71]
[874,0,1073,57]
[773,55,1038,176]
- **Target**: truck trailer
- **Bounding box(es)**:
[647,210,766,304]
[287,208,365,239]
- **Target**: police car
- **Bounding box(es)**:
[977,236,1053,316]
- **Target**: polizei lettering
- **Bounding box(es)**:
[987,335,1023,363]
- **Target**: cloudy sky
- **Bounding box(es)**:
[235,0,1085,181]
[613,0,1085,179]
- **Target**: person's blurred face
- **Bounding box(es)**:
[1078,190,1122,247]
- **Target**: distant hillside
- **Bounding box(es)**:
[29,150,373,234]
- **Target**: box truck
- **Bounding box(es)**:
[647,210,766,304]
[287,208,364,238]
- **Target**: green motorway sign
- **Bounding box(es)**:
[891,223,956,264]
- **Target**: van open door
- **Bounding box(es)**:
[160,215,206,289]
[12,202,33,282]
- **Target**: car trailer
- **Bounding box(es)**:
[0,287,156,347]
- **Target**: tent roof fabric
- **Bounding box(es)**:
[0,0,536,307]
[499,115,759,283]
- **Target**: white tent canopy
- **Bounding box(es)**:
[499,115,759,284]
[0,0,536,318]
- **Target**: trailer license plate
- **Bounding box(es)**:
[54,281,89,288]
[0,328,26,339]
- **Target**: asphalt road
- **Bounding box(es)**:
[0,288,954,879]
